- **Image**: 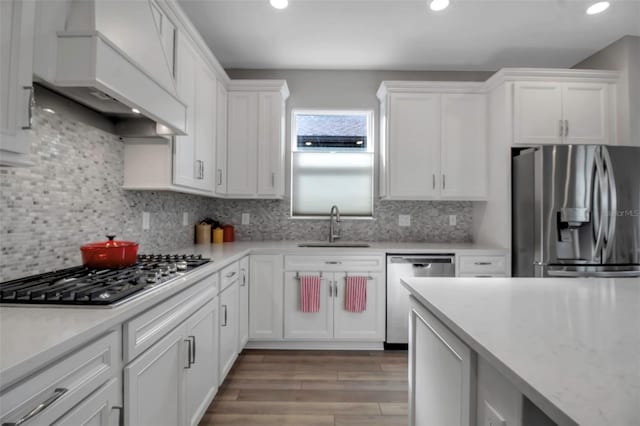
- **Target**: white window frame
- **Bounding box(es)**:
[290,109,375,219]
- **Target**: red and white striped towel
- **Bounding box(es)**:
[345,276,367,313]
[300,275,321,313]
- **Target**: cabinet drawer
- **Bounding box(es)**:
[459,274,508,278]
[285,255,384,272]
[458,255,507,275]
[220,261,240,291]
[0,330,120,426]
[124,274,218,362]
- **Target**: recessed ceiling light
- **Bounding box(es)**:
[586,1,610,14]
[429,0,450,12]
[131,108,141,114]
[270,0,288,9]
[43,108,56,114]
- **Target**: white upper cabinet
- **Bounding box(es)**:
[226,91,259,195]
[440,94,488,200]
[378,82,488,201]
[513,81,612,145]
[225,81,289,199]
[173,34,216,193]
[0,0,35,167]
[386,93,441,199]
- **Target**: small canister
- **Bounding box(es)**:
[195,223,212,244]
[223,225,235,242]
[213,227,224,244]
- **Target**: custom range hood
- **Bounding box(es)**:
[33,0,186,136]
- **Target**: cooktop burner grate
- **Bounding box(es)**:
[0,254,211,306]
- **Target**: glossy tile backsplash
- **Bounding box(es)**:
[207,199,473,243]
[0,107,212,281]
[1,105,472,281]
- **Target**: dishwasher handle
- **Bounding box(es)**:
[388,255,455,265]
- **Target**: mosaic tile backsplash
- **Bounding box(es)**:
[0,107,212,281]
[1,106,472,281]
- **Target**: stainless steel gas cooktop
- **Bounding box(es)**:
[0,254,211,307]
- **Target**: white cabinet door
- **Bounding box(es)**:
[333,272,385,341]
[238,256,250,351]
[173,35,198,189]
[513,82,563,145]
[563,82,610,144]
[52,378,120,426]
[185,298,219,426]
[215,81,228,194]
[249,255,284,340]
[124,324,186,426]
[283,272,333,339]
[0,0,35,166]
[192,60,216,192]
[440,94,488,200]
[219,280,239,384]
[257,92,285,196]
[227,91,258,195]
[387,93,441,199]
[409,298,474,426]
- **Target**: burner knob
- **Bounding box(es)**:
[167,263,177,274]
[176,261,188,271]
[145,271,160,283]
[195,254,202,260]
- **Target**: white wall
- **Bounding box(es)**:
[573,35,640,146]
[227,69,493,196]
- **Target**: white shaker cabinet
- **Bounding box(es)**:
[385,93,441,199]
[238,256,250,351]
[124,324,186,426]
[513,81,612,145]
[0,0,35,167]
[440,93,488,200]
[185,299,219,426]
[225,81,289,198]
[173,35,216,193]
[333,272,385,340]
[219,280,239,384]
[409,296,475,426]
[283,272,334,340]
[378,82,488,201]
[249,255,284,340]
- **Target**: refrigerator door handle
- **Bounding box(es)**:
[601,146,617,261]
[592,151,607,260]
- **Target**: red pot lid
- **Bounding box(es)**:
[81,235,139,250]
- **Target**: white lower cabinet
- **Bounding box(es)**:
[249,255,284,340]
[185,299,219,426]
[409,296,475,426]
[238,256,250,351]
[283,271,385,341]
[219,280,239,384]
[123,278,219,426]
[124,323,186,426]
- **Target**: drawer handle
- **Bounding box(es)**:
[241,269,247,286]
[184,338,193,369]
[475,275,493,278]
[188,335,196,364]
[325,261,341,265]
[3,387,68,426]
[225,271,237,278]
[222,304,228,326]
[474,262,493,266]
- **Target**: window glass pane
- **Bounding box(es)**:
[292,152,373,217]
[295,113,369,151]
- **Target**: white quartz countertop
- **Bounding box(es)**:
[401,277,640,426]
[0,240,504,388]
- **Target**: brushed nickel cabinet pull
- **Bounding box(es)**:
[432,174,436,189]
[564,119,569,137]
[222,305,228,326]
[184,339,192,369]
[21,86,34,130]
[474,261,492,266]
[559,120,563,137]
[217,169,223,185]
[3,387,68,426]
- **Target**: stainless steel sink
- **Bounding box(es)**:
[298,242,371,248]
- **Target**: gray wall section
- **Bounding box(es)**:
[573,35,640,146]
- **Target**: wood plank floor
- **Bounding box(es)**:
[199,349,409,426]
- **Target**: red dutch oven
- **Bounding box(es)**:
[80,235,139,269]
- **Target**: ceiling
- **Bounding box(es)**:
[178,0,640,71]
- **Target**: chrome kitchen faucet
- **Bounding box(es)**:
[329,205,341,243]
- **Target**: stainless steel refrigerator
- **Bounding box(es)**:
[512,145,640,277]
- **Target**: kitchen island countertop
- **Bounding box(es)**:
[401,276,640,426]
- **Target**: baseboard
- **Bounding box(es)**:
[245,340,385,350]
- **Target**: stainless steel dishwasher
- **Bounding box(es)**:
[386,254,455,347]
